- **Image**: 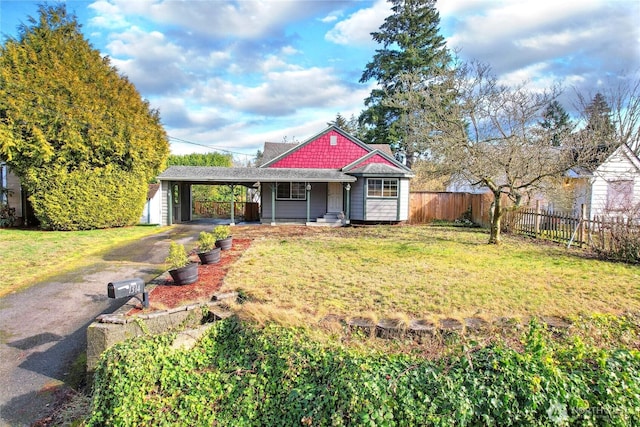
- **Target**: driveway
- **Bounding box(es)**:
[0,222,216,426]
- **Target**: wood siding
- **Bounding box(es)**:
[365,199,398,221]
[350,179,365,220]
[160,180,169,226]
[398,179,410,220]
[269,130,369,169]
[260,183,327,221]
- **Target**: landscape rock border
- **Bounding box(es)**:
[338,314,571,341]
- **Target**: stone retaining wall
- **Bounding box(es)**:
[86,293,236,372]
[333,314,571,341]
[87,288,571,373]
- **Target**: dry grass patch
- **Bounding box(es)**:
[224,225,640,326]
[0,225,167,296]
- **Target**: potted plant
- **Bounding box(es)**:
[197,231,221,264]
[165,242,199,285]
[213,225,233,250]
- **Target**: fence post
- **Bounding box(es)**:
[535,200,541,238]
[579,204,586,248]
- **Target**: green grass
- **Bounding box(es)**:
[0,225,167,297]
[224,225,640,324]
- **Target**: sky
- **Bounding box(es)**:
[1,0,639,163]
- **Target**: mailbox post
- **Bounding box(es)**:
[107,278,149,308]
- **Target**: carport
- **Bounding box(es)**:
[157,166,356,226]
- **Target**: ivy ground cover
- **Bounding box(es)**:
[90,317,640,426]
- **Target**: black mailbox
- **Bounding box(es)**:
[107,278,148,308]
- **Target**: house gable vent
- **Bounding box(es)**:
[330,135,337,146]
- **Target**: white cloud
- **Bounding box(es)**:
[281,45,300,56]
[442,0,640,85]
[91,0,341,39]
[88,0,128,29]
[325,0,390,46]
[194,66,359,117]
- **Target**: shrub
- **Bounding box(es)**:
[197,231,217,252]
[591,214,640,264]
[213,225,231,240]
[165,242,190,270]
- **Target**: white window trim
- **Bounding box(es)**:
[367,178,399,198]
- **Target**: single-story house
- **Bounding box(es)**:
[156,126,414,226]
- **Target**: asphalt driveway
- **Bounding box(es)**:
[0,222,216,426]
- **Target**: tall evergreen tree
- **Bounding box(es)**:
[327,113,350,131]
[540,100,572,146]
[359,0,450,167]
[0,5,169,230]
[584,92,615,142]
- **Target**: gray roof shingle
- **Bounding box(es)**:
[157,166,356,183]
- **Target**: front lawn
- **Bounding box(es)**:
[223,225,640,324]
[85,224,640,426]
[0,225,167,297]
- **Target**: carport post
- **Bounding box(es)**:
[345,183,351,224]
[271,184,276,226]
[306,183,311,223]
[167,183,173,225]
[230,185,235,226]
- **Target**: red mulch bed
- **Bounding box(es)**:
[127,238,252,315]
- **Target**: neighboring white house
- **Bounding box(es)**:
[444,144,640,221]
[139,183,162,225]
[584,144,640,220]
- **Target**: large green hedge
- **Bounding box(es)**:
[0,5,169,230]
[25,165,146,231]
[89,318,640,426]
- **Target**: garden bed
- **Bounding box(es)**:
[127,238,252,315]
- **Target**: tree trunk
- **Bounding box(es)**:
[488,191,502,244]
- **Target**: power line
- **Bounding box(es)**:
[167,136,255,160]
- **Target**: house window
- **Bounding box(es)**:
[367,178,398,198]
[276,182,307,200]
[606,180,634,211]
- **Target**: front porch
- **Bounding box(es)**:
[157,166,356,227]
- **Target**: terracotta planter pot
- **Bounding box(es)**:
[215,236,233,251]
[168,262,199,285]
[198,247,221,264]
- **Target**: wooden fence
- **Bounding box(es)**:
[503,203,640,249]
[503,205,584,245]
[193,201,260,222]
[408,191,493,227]
[409,192,639,254]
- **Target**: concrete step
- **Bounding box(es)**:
[306,220,343,227]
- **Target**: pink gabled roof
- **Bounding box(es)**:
[259,125,411,174]
[265,127,370,169]
[342,149,412,174]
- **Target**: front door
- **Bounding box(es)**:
[327,182,343,213]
